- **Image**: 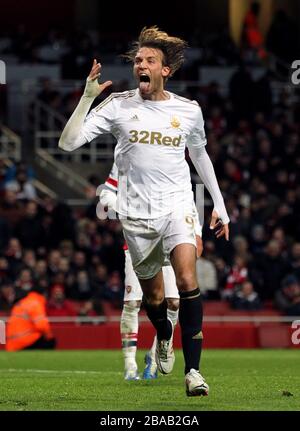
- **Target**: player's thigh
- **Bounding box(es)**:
[163,214,198,292]
[124,250,143,301]
[121,218,165,280]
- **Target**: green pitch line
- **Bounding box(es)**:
[0,349,299,411]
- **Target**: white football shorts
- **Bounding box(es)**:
[124,249,179,300]
[121,212,196,280]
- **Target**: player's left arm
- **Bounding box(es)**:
[187,107,230,241]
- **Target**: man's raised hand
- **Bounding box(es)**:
[84,59,112,99]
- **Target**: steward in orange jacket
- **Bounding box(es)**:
[6,288,56,351]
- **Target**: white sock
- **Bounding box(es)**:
[167,308,179,328]
[120,302,140,369]
[149,335,157,362]
[149,308,178,361]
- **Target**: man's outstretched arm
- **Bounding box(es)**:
[58,60,112,151]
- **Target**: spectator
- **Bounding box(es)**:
[105,271,123,308]
[0,215,11,252]
[5,169,37,201]
[50,202,76,246]
[22,249,36,270]
[4,238,23,277]
[290,243,300,280]
[0,256,11,280]
[0,190,24,228]
[47,250,61,279]
[275,275,300,316]
[252,240,290,300]
[46,284,77,317]
[57,257,71,275]
[71,251,88,274]
[196,255,218,299]
[4,162,35,184]
[15,268,34,292]
[59,240,74,260]
[70,270,93,301]
[0,278,15,311]
[250,224,267,254]
[35,259,48,281]
[206,107,227,138]
[15,201,44,249]
[223,256,248,299]
[230,280,262,311]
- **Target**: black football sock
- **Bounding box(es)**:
[143,298,172,341]
[179,287,203,375]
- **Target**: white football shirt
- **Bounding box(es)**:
[81,89,206,219]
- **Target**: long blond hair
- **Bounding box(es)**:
[124,26,187,77]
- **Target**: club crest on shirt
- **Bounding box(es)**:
[170,116,181,128]
[126,285,132,294]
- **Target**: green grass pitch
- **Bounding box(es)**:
[0,349,299,411]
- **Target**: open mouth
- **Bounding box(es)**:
[139,74,151,92]
[139,74,150,83]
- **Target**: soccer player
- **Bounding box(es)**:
[58,26,230,396]
[100,163,203,381]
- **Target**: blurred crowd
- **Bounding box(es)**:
[0,164,125,316]
[187,69,300,316]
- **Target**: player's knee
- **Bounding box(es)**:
[143,292,165,307]
[176,273,197,293]
[166,298,179,311]
[121,301,140,322]
[123,300,141,311]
